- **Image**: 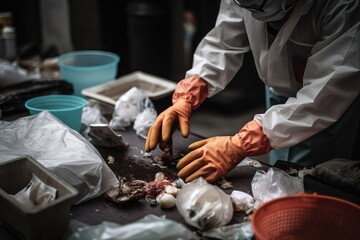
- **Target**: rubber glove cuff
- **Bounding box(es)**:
[237,120,272,156]
[172,75,208,109]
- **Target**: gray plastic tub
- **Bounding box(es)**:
[0,156,78,240]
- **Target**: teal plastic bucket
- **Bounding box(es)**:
[25,95,87,132]
[58,51,120,96]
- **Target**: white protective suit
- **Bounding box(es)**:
[186,0,360,154]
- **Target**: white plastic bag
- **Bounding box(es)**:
[109,87,157,138]
[110,87,154,129]
[251,168,304,206]
[0,111,119,204]
[133,107,157,139]
[176,177,233,230]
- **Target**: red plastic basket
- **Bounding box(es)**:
[251,194,360,240]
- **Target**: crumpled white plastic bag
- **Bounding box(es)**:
[176,177,233,230]
[109,87,157,138]
[0,111,119,204]
[251,168,304,206]
[133,107,157,139]
[68,214,198,240]
[230,190,255,211]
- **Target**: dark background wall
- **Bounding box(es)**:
[0,0,264,111]
[1,0,221,79]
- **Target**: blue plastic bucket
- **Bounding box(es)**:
[58,51,120,96]
[25,95,87,132]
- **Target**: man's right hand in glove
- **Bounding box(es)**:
[176,120,272,183]
[145,76,208,152]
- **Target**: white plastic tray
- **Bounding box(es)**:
[81,71,177,105]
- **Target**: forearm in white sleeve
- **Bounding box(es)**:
[186,0,251,97]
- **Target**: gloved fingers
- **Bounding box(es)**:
[162,112,176,142]
[178,116,190,138]
[145,126,154,152]
[205,171,222,183]
[188,138,213,150]
[144,118,163,152]
[159,135,173,151]
[176,149,203,170]
[178,157,206,180]
[183,165,217,183]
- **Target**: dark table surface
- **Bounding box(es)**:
[70,127,265,228]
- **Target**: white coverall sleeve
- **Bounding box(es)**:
[255,1,360,149]
[186,0,251,97]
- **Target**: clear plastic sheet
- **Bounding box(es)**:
[68,214,198,240]
[0,111,118,204]
[251,168,304,206]
[176,177,233,230]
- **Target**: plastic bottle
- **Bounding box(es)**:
[2,26,17,61]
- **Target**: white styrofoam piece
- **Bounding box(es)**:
[81,71,177,105]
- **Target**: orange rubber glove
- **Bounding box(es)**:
[145,76,208,152]
[177,120,272,183]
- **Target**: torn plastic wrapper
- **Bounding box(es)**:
[0,111,119,204]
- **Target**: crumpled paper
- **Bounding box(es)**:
[0,111,119,204]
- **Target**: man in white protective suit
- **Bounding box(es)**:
[145,0,360,183]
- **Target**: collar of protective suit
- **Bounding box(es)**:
[243,0,315,90]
